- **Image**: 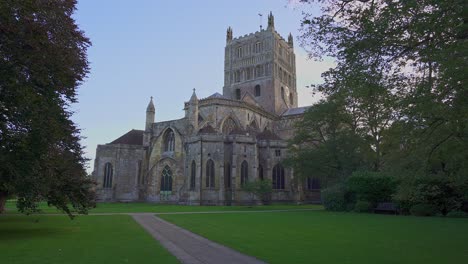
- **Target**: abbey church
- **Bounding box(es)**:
[92,13,321,204]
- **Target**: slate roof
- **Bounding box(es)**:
[282,106,310,116]
[109,129,144,145]
[207,92,227,99]
[256,129,282,140]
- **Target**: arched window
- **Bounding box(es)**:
[290,93,293,105]
[206,159,215,188]
[190,161,196,190]
[255,85,261,97]
[258,164,264,181]
[241,161,248,186]
[222,117,238,134]
[235,89,241,100]
[272,164,285,190]
[163,129,175,152]
[103,162,113,188]
[160,165,173,192]
[306,177,321,190]
[281,87,285,100]
[225,162,231,189]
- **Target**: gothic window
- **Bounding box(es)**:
[275,149,281,157]
[235,89,241,100]
[290,93,293,105]
[240,161,248,186]
[190,161,196,190]
[225,162,231,189]
[306,177,321,190]
[137,160,142,185]
[258,164,264,181]
[103,162,113,188]
[272,164,285,190]
[255,85,261,97]
[255,41,261,53]
[160,165,173,192]
[237,47,242,58]
[222,117,238,134]
[281,87,285,100]
[206,159,215,188]
[235,71,241,82]
[163,129,175,152]
[246,67,251,80]
[249,120,259,132]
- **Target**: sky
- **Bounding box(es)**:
[71,0,335,173]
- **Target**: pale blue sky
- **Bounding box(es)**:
[71,0,334,173]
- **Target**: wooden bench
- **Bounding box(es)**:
[374,202,398,215]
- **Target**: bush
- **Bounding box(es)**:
[321,185,349,211]
[242,180,272,205]
[446,211,468,218]
[347,171,398,206]
[354,200,372,213]
[410,204,437,216]
[395,174,465,216]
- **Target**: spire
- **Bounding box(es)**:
[190,88,198,103]
[288,33,294,47]
[267,11,274,29]
[146,96,155,112]
[226,26,233,42]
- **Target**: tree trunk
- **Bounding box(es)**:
[0,192,7,214]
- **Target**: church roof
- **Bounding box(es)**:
[207,92,227,99]
[282,106,310,117]
[198,124,217,134]
[109,129,144,145]
[256,129,282,140]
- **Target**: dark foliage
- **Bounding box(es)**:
[0,0,95,217]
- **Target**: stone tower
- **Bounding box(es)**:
[222,12,297,115]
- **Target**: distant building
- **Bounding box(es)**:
[92,13,321,204]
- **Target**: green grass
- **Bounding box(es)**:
[159,210,468,264]
[4,200,322,214]
[0,215,179,264]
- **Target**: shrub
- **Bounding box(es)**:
[446,211,468,218]
[396,174,465,216]
[347,171,398,205]
[354,200,372,213]
[410,204,437,216]
[242,180,272,205]
[321,185,349,211]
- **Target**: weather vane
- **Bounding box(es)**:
[258,13,263,30]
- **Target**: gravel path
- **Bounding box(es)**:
[131,213,267,264]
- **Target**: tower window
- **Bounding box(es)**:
[237,47,242,58]
[235,89,241,100]
[290,93,293,105]
[255,85,261,97]
[281,87,285,100]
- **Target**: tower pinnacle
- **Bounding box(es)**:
[226,27,233,42]
[267,12,274,29]
[288,33,294,47]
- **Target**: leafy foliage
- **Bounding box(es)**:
[242,179,273,204]
[0,0,95,217]
[347,171,398,205]
[291,0,468,212]
[354,200,372,213]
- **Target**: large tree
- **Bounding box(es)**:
[291,0,467,184]
[0,0,95,216]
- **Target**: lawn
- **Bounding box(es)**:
[4,200,322,214]
[0,215,179,264]
[159,210,468,264]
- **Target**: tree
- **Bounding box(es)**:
[0,0,95,217]
[297,0,467,180]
